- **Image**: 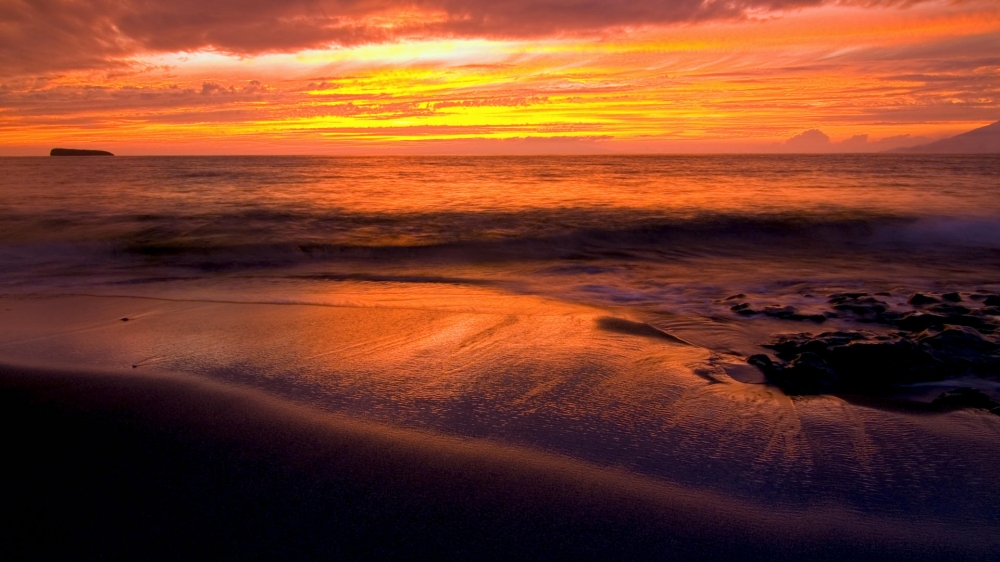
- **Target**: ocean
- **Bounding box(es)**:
[2,154,999,557]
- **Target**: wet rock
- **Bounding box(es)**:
[767,331,871,359]
[878,310,904,323]
[908,293,940,306]
[828,292,869,301]
[761,305,826,323]
[747,354,774,370]
[724,294,747,301]
[828,295,891,322]
[750,324,1000,395]
[757,333,941,394]
[984,295,1000,307]
[762,305,796,318]
[738,287,1000,397]
[917,326,1000,374]
[822,339,940,388]
[894,311,993,333]
[766,352,840,395]
[932,388,1000,413]
[783,353,841,394]
[928,303,971,315]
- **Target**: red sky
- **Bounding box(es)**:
[1,0,998,154]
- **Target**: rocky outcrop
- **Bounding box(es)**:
[932,388,1000,413]
[739,290,1000,411]
[50,148,114,156]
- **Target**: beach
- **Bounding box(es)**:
[2,155,999,558]
[4,360,997,560]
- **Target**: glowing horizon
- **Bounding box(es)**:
[1,0,998,155]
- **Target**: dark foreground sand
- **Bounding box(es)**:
[1,363,995,561]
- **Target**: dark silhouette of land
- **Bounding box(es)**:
[890,120,1000,153]
[50,148,114,156]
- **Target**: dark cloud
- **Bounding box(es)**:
[0,81,278,123]
[0,0,933,77]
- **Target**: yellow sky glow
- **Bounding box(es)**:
[1,2,998,154]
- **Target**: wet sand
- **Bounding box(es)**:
[2,361,996,561]
[2,288,999,559]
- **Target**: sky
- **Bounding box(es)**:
[0,0,998,155]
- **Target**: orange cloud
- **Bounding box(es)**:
[0,1,998,153]
[0,0,963,77]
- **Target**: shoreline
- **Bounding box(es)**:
[1,361,996,560]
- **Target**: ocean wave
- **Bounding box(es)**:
[3,211,1000,275]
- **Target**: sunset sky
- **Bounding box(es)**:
[1,0,998,154]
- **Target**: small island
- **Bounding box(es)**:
[50,148,114,156]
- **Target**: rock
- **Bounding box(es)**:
[50,148,114,156]
[822,339,940,388]
[762,305,796,318]
[750,321,1000,396]
[761,305,826,323]
[917,325,994,352]
[756,333,940,394]
[917,326,1000,374]
[747,352,840,395]
[736,288,1000,397]
[878,310,904,323]
[932,388,1000,412]
[767,331,871,360]
[776,352,840,395]
[894,311,991,333]
[747,354,774,370]
[121,317,129,322]
[984,295,1000,307]
[828,292,868,301]
[829,295,888,318]
[724,294,747,301]
[928,303,971,315]
[908,293,940,306]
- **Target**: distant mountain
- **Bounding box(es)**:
[890,120,1000,154]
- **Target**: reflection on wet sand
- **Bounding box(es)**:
[1,282,998,530]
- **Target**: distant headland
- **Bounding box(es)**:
[50,148,114,156]
[889,120,1000,154]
